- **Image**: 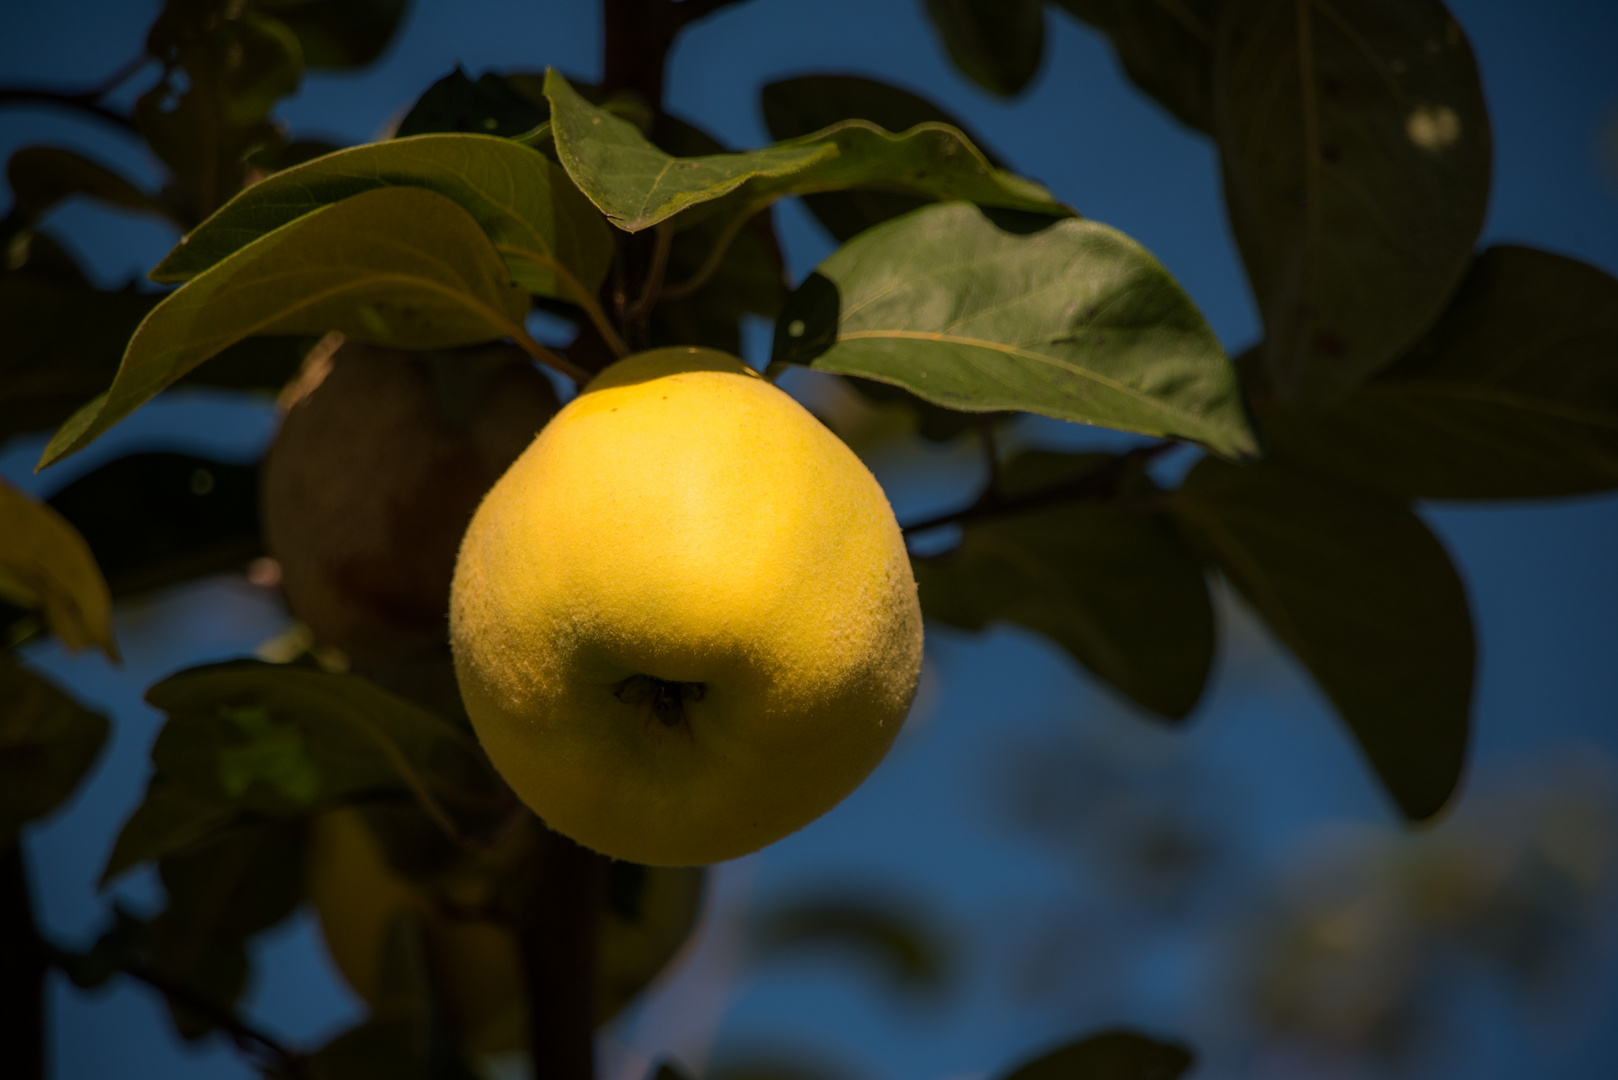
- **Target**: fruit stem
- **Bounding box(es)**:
[515,825,608,1080]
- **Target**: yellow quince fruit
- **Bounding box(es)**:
[450,348,923,865]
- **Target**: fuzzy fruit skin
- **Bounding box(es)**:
[450,348,924,866]
[305,808,705,1056]
[263,340,558,668]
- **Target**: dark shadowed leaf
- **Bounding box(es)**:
[760,74,1007,242]
[104,660,503,880]
[41,186,532,469]
[923,0,1046,97]
[915,452,1213,719]
[3,146,179,232]
[269,0,410,69]
[150,133,612,305]
[999,1029,1194,1080]
[396,67,550,139]
[137,2,306,220]
[1052,0,1217,131]
[772,202,1255,457]
[1256,246,1618,498]
[142,822,304,1037]
[46,452,261,598]
[0,657,109,845]
[544,69,1067,234]
[1214,0,1491,404]
[301,913,479,1080]
[1171,458,1473,821]
[0,259,157,443]
[0,481,116,656]
[751,894,950,991]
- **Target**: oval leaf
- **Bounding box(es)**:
[1,656,110,846]
[999,1029,1194,1080]
[1170,458,1474,821]
[1051,0,1217,131]
[545,68,1067,234]
[1257,246,1618,498]
[772,202,1256,458]
[923,0,1046,98]
[1214,0,1491,404]
[915,452,1213,719]
[104,660,503,882]
[150,133,612,304]
[39,186,532,469]
[0,480,116,657]
[761,74,1009,242]
[5,146,178,227]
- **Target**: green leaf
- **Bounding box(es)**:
[0,657,109,846]
[772,202,1256,458]
[395,67,550,139]
[751,894,950,990]
[923,0,1045,97]
[0,481,117,656]
[104,660,503,881]
[267,0,410,70]
[143,822,304,1038]
[138,2,306,219]
[40,185,532,469]
[4,146,178,230]
[150,133,612,305]
[46,452,261,598]
[544,68,1068,234]
[1256,246,1618,498]
[998,1029,1194,1080]
[760,74,1007,242]
[1170,458,1473,821]
[1214,0,1491,405]
[1051,0,1217,131]
[0,255,158,443]
[915,452,1213,719]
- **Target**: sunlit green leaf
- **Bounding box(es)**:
[1170,458,1473,821]
[1214,0,1491,404]
[1256,246,1618,498]
[1051,0,1217,131]
[760,73,1006,242]
[544,68,1068,234]
[150,133,612,305]
[0,657,109,845]
[998,1029,1194,1080]
[916,452,1213,719]
[104,660,503,881]
[40,186,531,469]
[772,202,1255,458]
[0,481,116,656]
[923,0,1045,97]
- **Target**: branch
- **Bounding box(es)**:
[0,53,152,134]
[902,441,1178,535]
[515,825,607,1080]
[1,844,47,1080]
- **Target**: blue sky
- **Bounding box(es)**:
[4,1,1617,1078]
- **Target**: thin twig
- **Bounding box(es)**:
[902,441,1178,535]
[626,219,674,321]
[976,418,1003,501]
[0,53,152,133]
[118,961,309,1078]
[514,326,595,385]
